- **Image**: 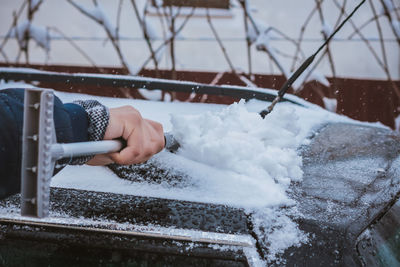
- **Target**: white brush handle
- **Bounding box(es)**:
[51,140,123,160]
[51,133,179,160]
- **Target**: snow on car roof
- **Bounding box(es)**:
[51,90,364,205]
[0,82,388,261]
[46,90,381,260]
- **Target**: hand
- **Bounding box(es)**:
[87,106,165,166]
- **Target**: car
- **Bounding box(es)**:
[0,68,399,266]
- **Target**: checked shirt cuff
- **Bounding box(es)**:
[68,100,109,165]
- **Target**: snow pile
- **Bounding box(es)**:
[168,100,309,261]
[171,100,303,204]
[52,98,307,209]
[251,207,308,262]
[48,90,367,261]
[0,88,363,262]
[395,114,400,132]
[1,82,371,261]
[323,97,337,112]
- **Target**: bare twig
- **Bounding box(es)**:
[153,1,168,41]
[333,0,347,28]
[67,0,132,73]
[131,0,159,73]
[167,5,181,80]
[379,0,400,46]
[392,0,400,20]
[314,0,336,93]
[369,0,400,98]
[240,5,290,78]
[255,29,289,78]
[315,0,336,77]
[370,0,390,69]
[29,0,43,14]
[115,0,123,45]
[347,7,400,39]
[21,0,45,65]
[332,0,400,99]
[206,8,238,76]
[0,49,8,62]
[240,0,252,76]
[291,5,318,71]
[139,7,195,71]
[15,49,22,63]
[0,1,27,63]
[304,0,347,94]
[49,27,100,70]
[333,0,387,71]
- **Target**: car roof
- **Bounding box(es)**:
[281,122,400,265]
[0,68,399,265]
[1,122,399,265]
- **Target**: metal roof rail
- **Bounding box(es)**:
[0,67,304,105]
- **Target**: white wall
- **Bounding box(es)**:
[0,0,399,79]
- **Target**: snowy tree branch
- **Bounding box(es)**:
[138,6,195,71]
[0,1,27,63]
[379,0,400,46]
[67,0,134,74]
[315,0,337,81]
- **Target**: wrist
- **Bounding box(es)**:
[74,100,109,141]
[68,100,109,165]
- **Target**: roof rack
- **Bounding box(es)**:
[0,67,303,105]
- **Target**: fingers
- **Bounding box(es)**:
[86,154,114,166]
[145,119,166,151]
[110,118,165,165]
[87,105,165,166]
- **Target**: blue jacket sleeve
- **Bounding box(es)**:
[0,88,89,199]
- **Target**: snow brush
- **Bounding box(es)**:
[20,88,178,218]
[259,0,366,118]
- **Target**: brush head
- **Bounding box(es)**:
[21,88,56,218]
[164,133,180,153]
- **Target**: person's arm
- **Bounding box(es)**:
[0,88,90,198]
[0,88,164,199]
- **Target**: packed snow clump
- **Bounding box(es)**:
[322,21,333,36]
[392,20,400,38]
[68,1,117,38]
[171,100,303,207]
[10,21,51,52]
[251,207,308,262]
